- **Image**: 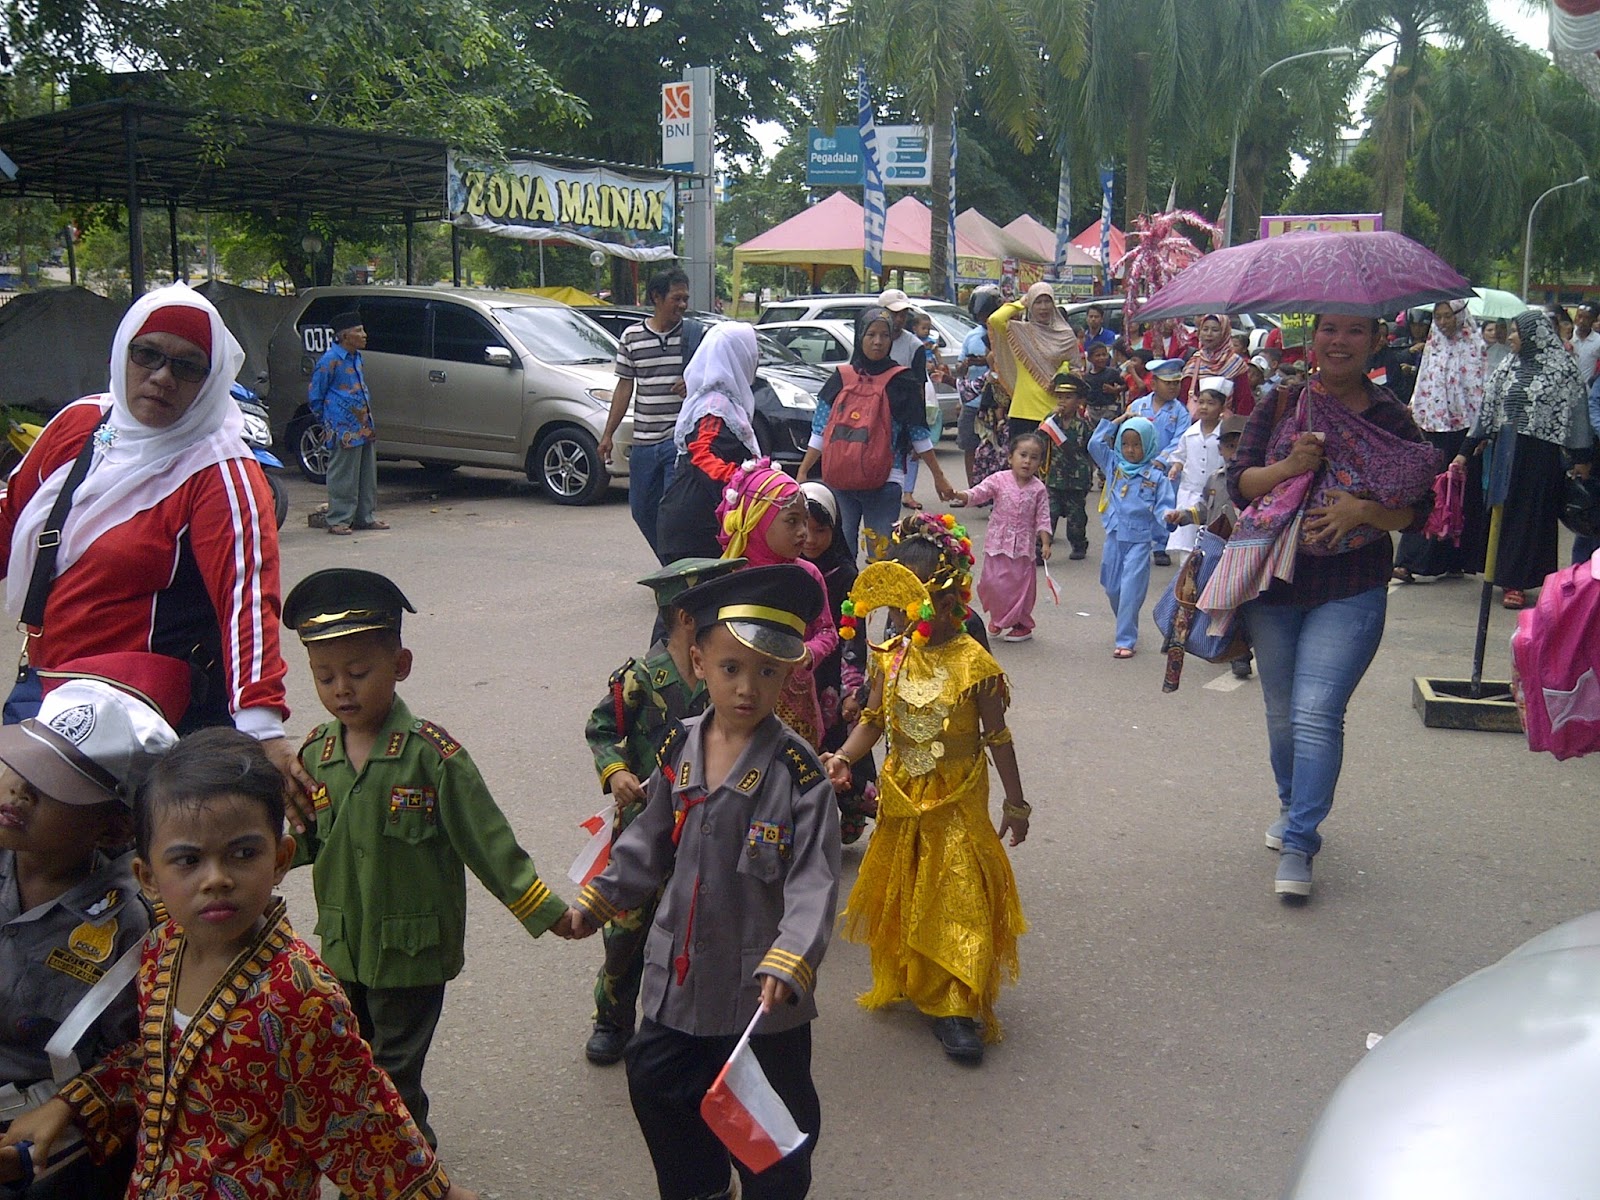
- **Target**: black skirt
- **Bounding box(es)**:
[1395,428,1488,576]
[1492,432,1565,590]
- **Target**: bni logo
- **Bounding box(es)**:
[663,83,693,121]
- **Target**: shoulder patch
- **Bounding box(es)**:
[415,721,461,759]
[656,723,685,780]
[781,743,824,791]
[319,734,337,764]
[299,725,324,749]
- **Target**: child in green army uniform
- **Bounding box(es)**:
[283,569,572,1149]
[1043,372,1097,561]
[582,557,744,1066]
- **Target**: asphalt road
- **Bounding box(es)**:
[270,452,1600,1200]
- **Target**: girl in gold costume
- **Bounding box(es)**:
[825,513,1030,1063]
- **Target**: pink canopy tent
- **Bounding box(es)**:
[731,191,998,311]
[1001,215,1104,271]
[954,208,1048,266]
[1070,221,1127,268]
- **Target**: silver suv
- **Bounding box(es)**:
[265,286,630,505]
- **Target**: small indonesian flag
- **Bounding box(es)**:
[1039,414,1068,447]
[567,803,615,886]
[1367,365,1387,387]
[1042,560,1061,605]
[699,1009,809,1174]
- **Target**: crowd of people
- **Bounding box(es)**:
[0,269,1594,1199]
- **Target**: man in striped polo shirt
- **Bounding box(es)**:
[599,268,697,561]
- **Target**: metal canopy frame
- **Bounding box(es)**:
[0,99,450,294]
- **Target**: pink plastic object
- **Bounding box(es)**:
[1511,550,1600,760]
[1421,465,1465,546]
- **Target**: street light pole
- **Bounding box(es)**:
[1522,174,1590,300]
[1223,47,1357,248]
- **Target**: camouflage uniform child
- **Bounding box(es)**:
[581,557,743,1065]
[1042,372,1097,560]
[284,568,568,1148]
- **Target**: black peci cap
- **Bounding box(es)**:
[674,563,823,663]
[332,311,363,334]
[282,568,416,643]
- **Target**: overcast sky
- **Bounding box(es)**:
[1487,0,1548,51]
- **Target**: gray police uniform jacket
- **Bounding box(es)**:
[575,711,841,1037]
[1,850,148,1086]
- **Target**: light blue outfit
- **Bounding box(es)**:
[960,328,990,404]
[1127,393,1190,551]
[1089,418,1175,650]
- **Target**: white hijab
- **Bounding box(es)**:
[7,283,248,620]
[673,322,761,457]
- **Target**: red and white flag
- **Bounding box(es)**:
[567,804,614,886]
[1039,414,1068,447]
[699,1009,809,1173]
[1367,365,1388,387]
[1042,560,1061,606]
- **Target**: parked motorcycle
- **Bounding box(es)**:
[232,384,289,529]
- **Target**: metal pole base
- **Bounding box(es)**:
[1413,677,1522,733]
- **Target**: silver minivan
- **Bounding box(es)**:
[266,286,630,505]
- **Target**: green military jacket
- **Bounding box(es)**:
[294,695,566,988]
[584,648,706,823]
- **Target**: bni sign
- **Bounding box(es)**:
[662,81,695,172]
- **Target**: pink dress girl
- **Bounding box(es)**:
[716,459,838,746]
[965,466,1051,639]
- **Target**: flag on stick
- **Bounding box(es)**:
[699,1008,809,1173]
[568,803,615,886]
[859,62,886,283]
[1042,560,1061,606]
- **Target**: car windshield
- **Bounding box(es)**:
[758,305,809,325]
[755,332,804,367]
[926,308,979,344]
[495,305,618,365]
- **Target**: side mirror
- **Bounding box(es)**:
[484,345,515,367]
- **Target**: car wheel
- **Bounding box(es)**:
[288,417,331,484]
[530,426,608,506]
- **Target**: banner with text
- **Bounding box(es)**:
[1259,212,1383,239]
[447,152,678,262]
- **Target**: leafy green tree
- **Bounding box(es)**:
[815,0,1087,299]
[1336,0,1518,234]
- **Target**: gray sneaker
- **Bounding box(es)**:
[1264,808,1289,850]
[1275,849,1313,897]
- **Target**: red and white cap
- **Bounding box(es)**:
[0,653,187,808]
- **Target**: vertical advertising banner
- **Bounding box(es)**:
[945,115,958,302]
[858,63,886,282]
[1099,167,1115,295]
[1053,152,1073,280]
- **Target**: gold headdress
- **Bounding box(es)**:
[840,513,976,648]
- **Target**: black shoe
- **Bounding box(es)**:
[1231,656,1253,679]
[933,1016,985,1063]
[1153,551,1172,566]
[585,1023,631,1065]
[1069,546,1087,560]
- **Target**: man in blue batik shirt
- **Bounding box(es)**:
[309,310,387,534]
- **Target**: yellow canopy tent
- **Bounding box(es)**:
[510,285,603,306]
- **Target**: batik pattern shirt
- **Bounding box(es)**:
[308,345,376,448]
[58,900,448,1200]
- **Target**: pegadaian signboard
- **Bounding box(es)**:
[1259,212,1383,238]
[447,152,677,261]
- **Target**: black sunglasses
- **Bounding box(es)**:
[129,342,210,383]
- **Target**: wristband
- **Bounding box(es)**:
[1002,801,1032,820]
[833,752,854,768]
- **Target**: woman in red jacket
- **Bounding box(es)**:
[0,284,304,787]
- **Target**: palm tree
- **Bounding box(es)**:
[816,0,1087,300]
[1336,0,1509,233]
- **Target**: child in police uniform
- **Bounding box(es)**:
[567,564,839,1200]
[0,653,186,1199]
[282,568,573,1149]
[582,557,744,1065]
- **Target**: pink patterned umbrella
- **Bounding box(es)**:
[1134,230,1472,321]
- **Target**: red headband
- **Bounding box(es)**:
[133,305,212,359]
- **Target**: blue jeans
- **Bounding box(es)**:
[1100,536,1152,649]
[1243,586,1388,858]
[628,438,678,563]
[836,481,902,560]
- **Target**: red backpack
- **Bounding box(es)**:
[821,364,903,492]
[1511,549,1600,761]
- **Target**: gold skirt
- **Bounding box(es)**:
[842,749,1026,1039]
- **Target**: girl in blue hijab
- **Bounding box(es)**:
[1088,413,1176,657]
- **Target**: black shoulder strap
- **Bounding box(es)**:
[22,414,109,630]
